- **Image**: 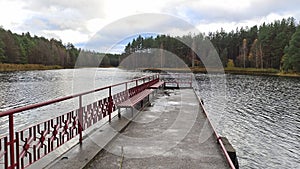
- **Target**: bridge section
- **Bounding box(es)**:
[85,89,229,169]
[0,74,236,169]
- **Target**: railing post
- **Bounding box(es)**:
[0,74,166,168]
[15,132,19,169]
[8,114,15,168]
[4,137,8,169]
[78,95,83,144]
[190,74,193,88]
[176,74,178,87]
[108,87,112,122]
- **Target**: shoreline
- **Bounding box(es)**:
[141,67,300,78]
[0,63,63,72]
[0,64,119,72]
[1,64,299,78]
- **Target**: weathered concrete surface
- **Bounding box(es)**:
[85,89,229,169]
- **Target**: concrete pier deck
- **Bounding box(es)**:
[84,89,229,169]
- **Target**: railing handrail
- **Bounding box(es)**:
[195,94,236,169]
[0,73,234,169]
[159,73,193,88]
[0,74,158,117]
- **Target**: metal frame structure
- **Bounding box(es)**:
[0,74,159,169]
[159,73,193,88]
[0,73,236,169]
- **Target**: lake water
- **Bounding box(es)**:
[0,68,299,168]
[0,68,147,133]
[195,74,300,169]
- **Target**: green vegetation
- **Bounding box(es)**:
[224,67,279,76]
[227,59,235,68]
[282,26,300,72]
[0,63,62,71]
[0,28,78,67]
[0,28,122,70]
[142,67,299,77]
[124,17,299,73]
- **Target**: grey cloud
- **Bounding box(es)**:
[12,0,300,52]
[163,0,300,24]
[24,0,105,19]
[84,14,200,52]
[18,0,105,34]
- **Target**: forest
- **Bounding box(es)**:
[0,27,121,68]
[124,17,299,72]
[0,17,299,72]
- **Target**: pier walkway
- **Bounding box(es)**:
[0,74,235,169]
[84,89,228,169]
[47,89,229,169]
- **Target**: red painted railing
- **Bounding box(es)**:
[159,73,193,88]
[0,74,159,169]
[195,93,236,169]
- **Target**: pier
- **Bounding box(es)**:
[0,74,237,169]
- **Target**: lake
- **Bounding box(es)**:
[195,73,300,169]
[0,68,299,168]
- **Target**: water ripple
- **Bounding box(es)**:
[0,68,148,135]
[196,74,300,169]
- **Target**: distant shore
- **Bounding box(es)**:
[1,64,299,78]
[0,63,63,72]
[141,67,300,78]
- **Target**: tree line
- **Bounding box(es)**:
[0,28,78,67]
[0,28,121,68]
[1,17,299,72]
[124,17,300,72]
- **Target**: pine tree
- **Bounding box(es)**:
[282,26,300,72]
[0,39,5,62]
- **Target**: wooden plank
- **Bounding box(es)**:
[117,89,153,108]
[148,81,164,89]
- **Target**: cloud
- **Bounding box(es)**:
[18,0,102,33]
[196,13,298,33]
[1,0,106,47]
[23,0,105,20]
[162,0,300,24]
[0,0,29,30]
[43,29,89,44]
[83,14,200,53]
[1,0,300,53]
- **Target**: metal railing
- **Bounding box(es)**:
[0,74,159,169]
[195,93,236,169]
[159,73,193,88]
[0,72,236,169]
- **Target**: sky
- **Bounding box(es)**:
[1,0,300,53]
